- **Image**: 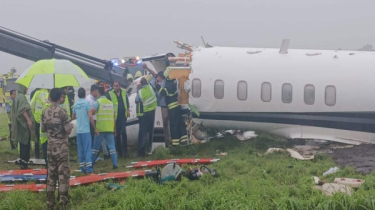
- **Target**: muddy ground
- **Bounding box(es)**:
[331,144,375,174]
[276,139,375,174]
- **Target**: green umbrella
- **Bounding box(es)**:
[16,59,90,89]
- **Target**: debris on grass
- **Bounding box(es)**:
[323,166,339,176]
[322,183,352,196]
[265,148,285,155]
[334,178,364,188]
[236,131,258,141]
[287,149,314,160]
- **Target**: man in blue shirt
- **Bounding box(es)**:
[6,89,16,150]
[72,88,97,174]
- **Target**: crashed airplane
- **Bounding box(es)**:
[0,25,374,145]
[165,40,375,145]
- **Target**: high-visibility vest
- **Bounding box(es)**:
[108,89,128,119]
[138,85,157,113]
[163,79,179,110]
[7,100,12,124]
[30,89,49,123]
[96,97,115,132]
[61,95,71,120]
[40,103,51,144]
[136,101,143,117]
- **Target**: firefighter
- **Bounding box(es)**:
[30,88,49,158]
[108,81,130,158]
[134,71,142,79]
[158,68,188,146]
[136,77,157,156]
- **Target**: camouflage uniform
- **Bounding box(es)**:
[41,104,72,210]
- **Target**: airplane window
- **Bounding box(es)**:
[261,82,272,102]
[214,80,224,99]
[325,85,336,106]
[192,79,201,98]
[237,81,247,101]
[282,83,293,103]
[304,84,315,105]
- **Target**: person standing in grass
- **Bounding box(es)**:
[39,94,51,167]
[91,87,118,170]
[11,84,34,169]
[41,88,73,210]
[72,88,97,174]
[6,89,16,150]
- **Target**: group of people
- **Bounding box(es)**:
[7,84,73,209]
[6,64,187,209]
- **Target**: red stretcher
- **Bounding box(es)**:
[0,170,150,192]
[0,169,47,176]
[126,158,220,168]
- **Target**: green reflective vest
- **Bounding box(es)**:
[30,89,49,123]
[7,100,12,124]
[136,101,143,117]
[96,97,115,132]
[61,95,71,120]
[108,89,128,119]
[138,85,157,113]
[40,102,51,144]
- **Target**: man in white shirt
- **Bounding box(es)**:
[85,84,110,159]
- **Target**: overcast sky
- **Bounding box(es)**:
[0,0,374,74]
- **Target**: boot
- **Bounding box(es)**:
[46,192,56,210]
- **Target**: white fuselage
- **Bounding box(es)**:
[189,47,375,144]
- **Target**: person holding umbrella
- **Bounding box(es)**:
[11,84,34,169]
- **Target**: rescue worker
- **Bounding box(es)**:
[95,82,111,159]
[41,88,73,210]
[134,71,142,80]
[30,88,49,158]
[136,77,157,156]
[127,74,134,87]
[39,95,51,167]
[6,89,16,150]
[108,81,130,158]
[142,64,171,147]
[72,88,97,174]
[158,68,188,146]
[61,86,72,120]
[11,84,34,169]
[91,87,118,169]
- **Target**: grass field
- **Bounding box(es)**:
[1,114,375,209]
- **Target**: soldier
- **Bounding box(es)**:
[41,88,73,210]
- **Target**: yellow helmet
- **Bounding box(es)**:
[135,71,142,78]
[95,79,99,84]
[164,67,171,78]
[127,74,134,80]
[144,75,152,84]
